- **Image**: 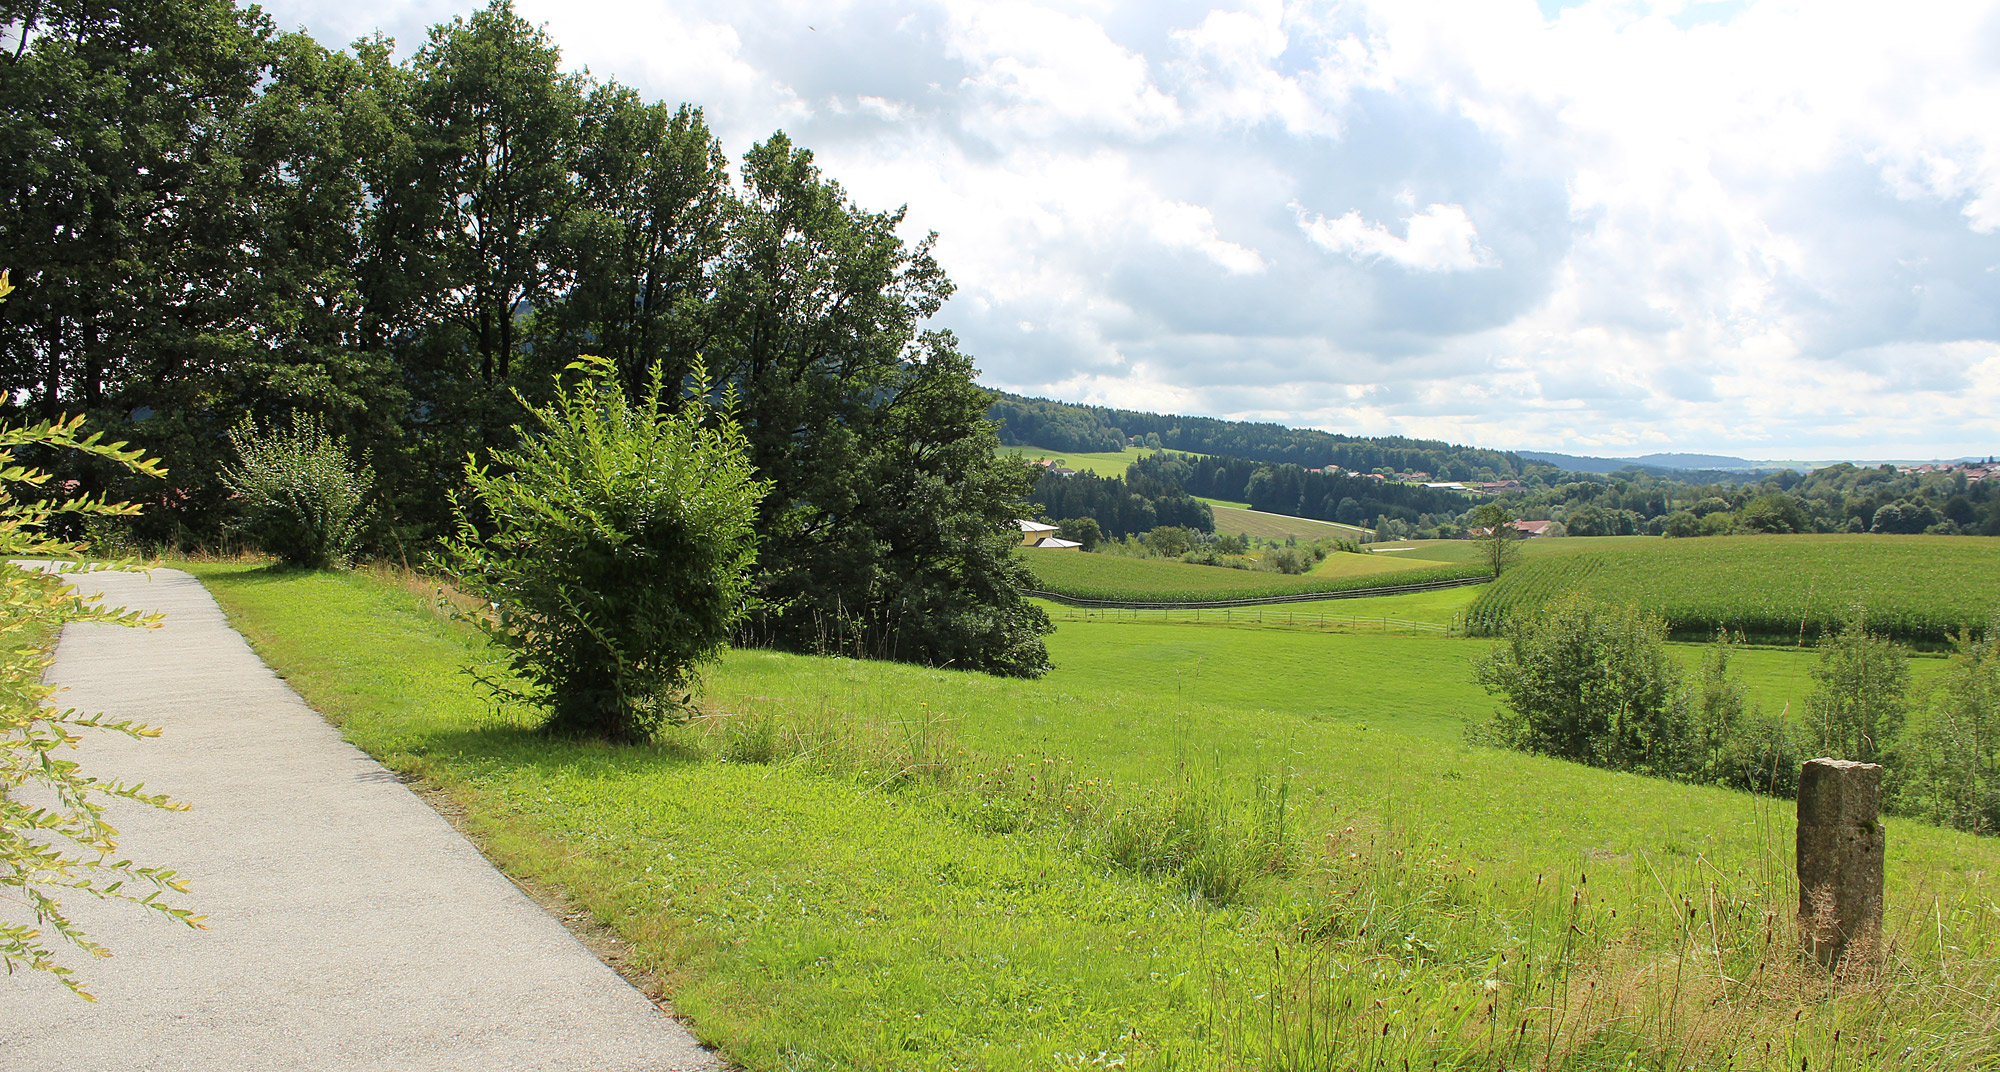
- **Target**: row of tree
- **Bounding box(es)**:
[1,0,1050,675]
[1478,597,2000,834]
[1131,453,1475,526]
[1498,465,2000,538]
[1025,469,1212,540]
[991,393,1555,481]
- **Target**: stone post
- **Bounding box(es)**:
[1796,758,1884,969]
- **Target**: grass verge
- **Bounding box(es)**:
[185,561,2000,1071]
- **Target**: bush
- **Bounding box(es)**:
[447,358,767,742]
[0,408,202,998]
[1803,604,1910,764]
[220,413,375,568]
[1896,614,2000,833]
[1474,593,1812,791]
[1473,592,1688,773]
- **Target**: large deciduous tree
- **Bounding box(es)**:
[711,135,1050,675]
[406,0,582,385]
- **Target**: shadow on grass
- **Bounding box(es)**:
[184,562,335,588]
[403,720,713,780]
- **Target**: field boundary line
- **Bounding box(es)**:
[1020,574,1491,610]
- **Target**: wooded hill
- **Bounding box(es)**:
[989,392,1558,481]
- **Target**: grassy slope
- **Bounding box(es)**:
[999,443,1183,476]
[1202,499,1373,541]
[1370,534,1661,566]
[187,563,2000,1071]
[1020,547,1485,601]
[1467,534,2000,643]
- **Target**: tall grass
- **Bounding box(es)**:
[688,685,2000,1068]
[191,561,2000,1070]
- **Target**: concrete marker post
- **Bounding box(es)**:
[1796,758,1885,969]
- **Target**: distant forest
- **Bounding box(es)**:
[989,392,1556,481]
[1004,394,2000,541]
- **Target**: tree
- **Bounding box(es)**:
[1145,525,1196,558]
[0,1,277,418]
[1738,492,1809,534]
[1661,510,1701,538]
[710,133,1050,675]
[1055,517,1102,551]
[407,0,584,384]
[1473,591,1688,773]
[1803,604,1910,764]
[543,92,730,402]
[446,357,767,741]
[1467,501,1520,575]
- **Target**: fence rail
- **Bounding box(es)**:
[1019,574,1490,611]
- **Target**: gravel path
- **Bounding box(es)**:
[1,568,719,1072]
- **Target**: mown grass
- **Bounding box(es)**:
[1203,500,1373,541]
[1000,444,1187,477]
[1021,548,1486,602]
[1466,534,2000,645]
[184,561,2000,1071]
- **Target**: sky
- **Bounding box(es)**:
[253,0,2000,461]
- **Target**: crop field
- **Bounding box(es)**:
[1369,533,1659,566]
[1019,546,1487,602]
[1204,499,1373,541]
[189,562,2000,1072]
[1465,534,2000,644]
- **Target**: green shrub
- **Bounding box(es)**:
[220,413,375,568]
[1474,594,1805,792]
[1474,592,1688,772]
[1803,604,1910,764]
[447,358,767,742]
[1896,614,2000,832]
[0,408,202,998]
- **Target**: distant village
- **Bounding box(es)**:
[1897,460,1995,482]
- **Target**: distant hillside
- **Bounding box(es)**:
[1515,449,1779,474]
[988,392,1556,482]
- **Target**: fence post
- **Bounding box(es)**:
[1796,758,1885,969]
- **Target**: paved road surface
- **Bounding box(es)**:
[1,568,719,1072]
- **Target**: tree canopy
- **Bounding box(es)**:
[0,0,1050,676]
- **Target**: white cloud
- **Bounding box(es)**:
[253,0,2000,458]
[1300,202,1497,272]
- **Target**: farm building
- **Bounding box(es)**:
[1029,537,1083,550]
[1016,519,1059,545]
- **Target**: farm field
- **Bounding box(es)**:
[1000,443,1187,476]
[1202,498,1373,541]
[1369,533,1659,566]
[1466,533,2000,645]
[187,561,2000,1072]
[1019,545,1485,601]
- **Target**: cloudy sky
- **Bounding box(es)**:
[258,0,2000,460]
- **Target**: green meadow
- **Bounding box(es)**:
[183,561,2000,1072]
[1198,498,1375,541]
[999,443,1182,476]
